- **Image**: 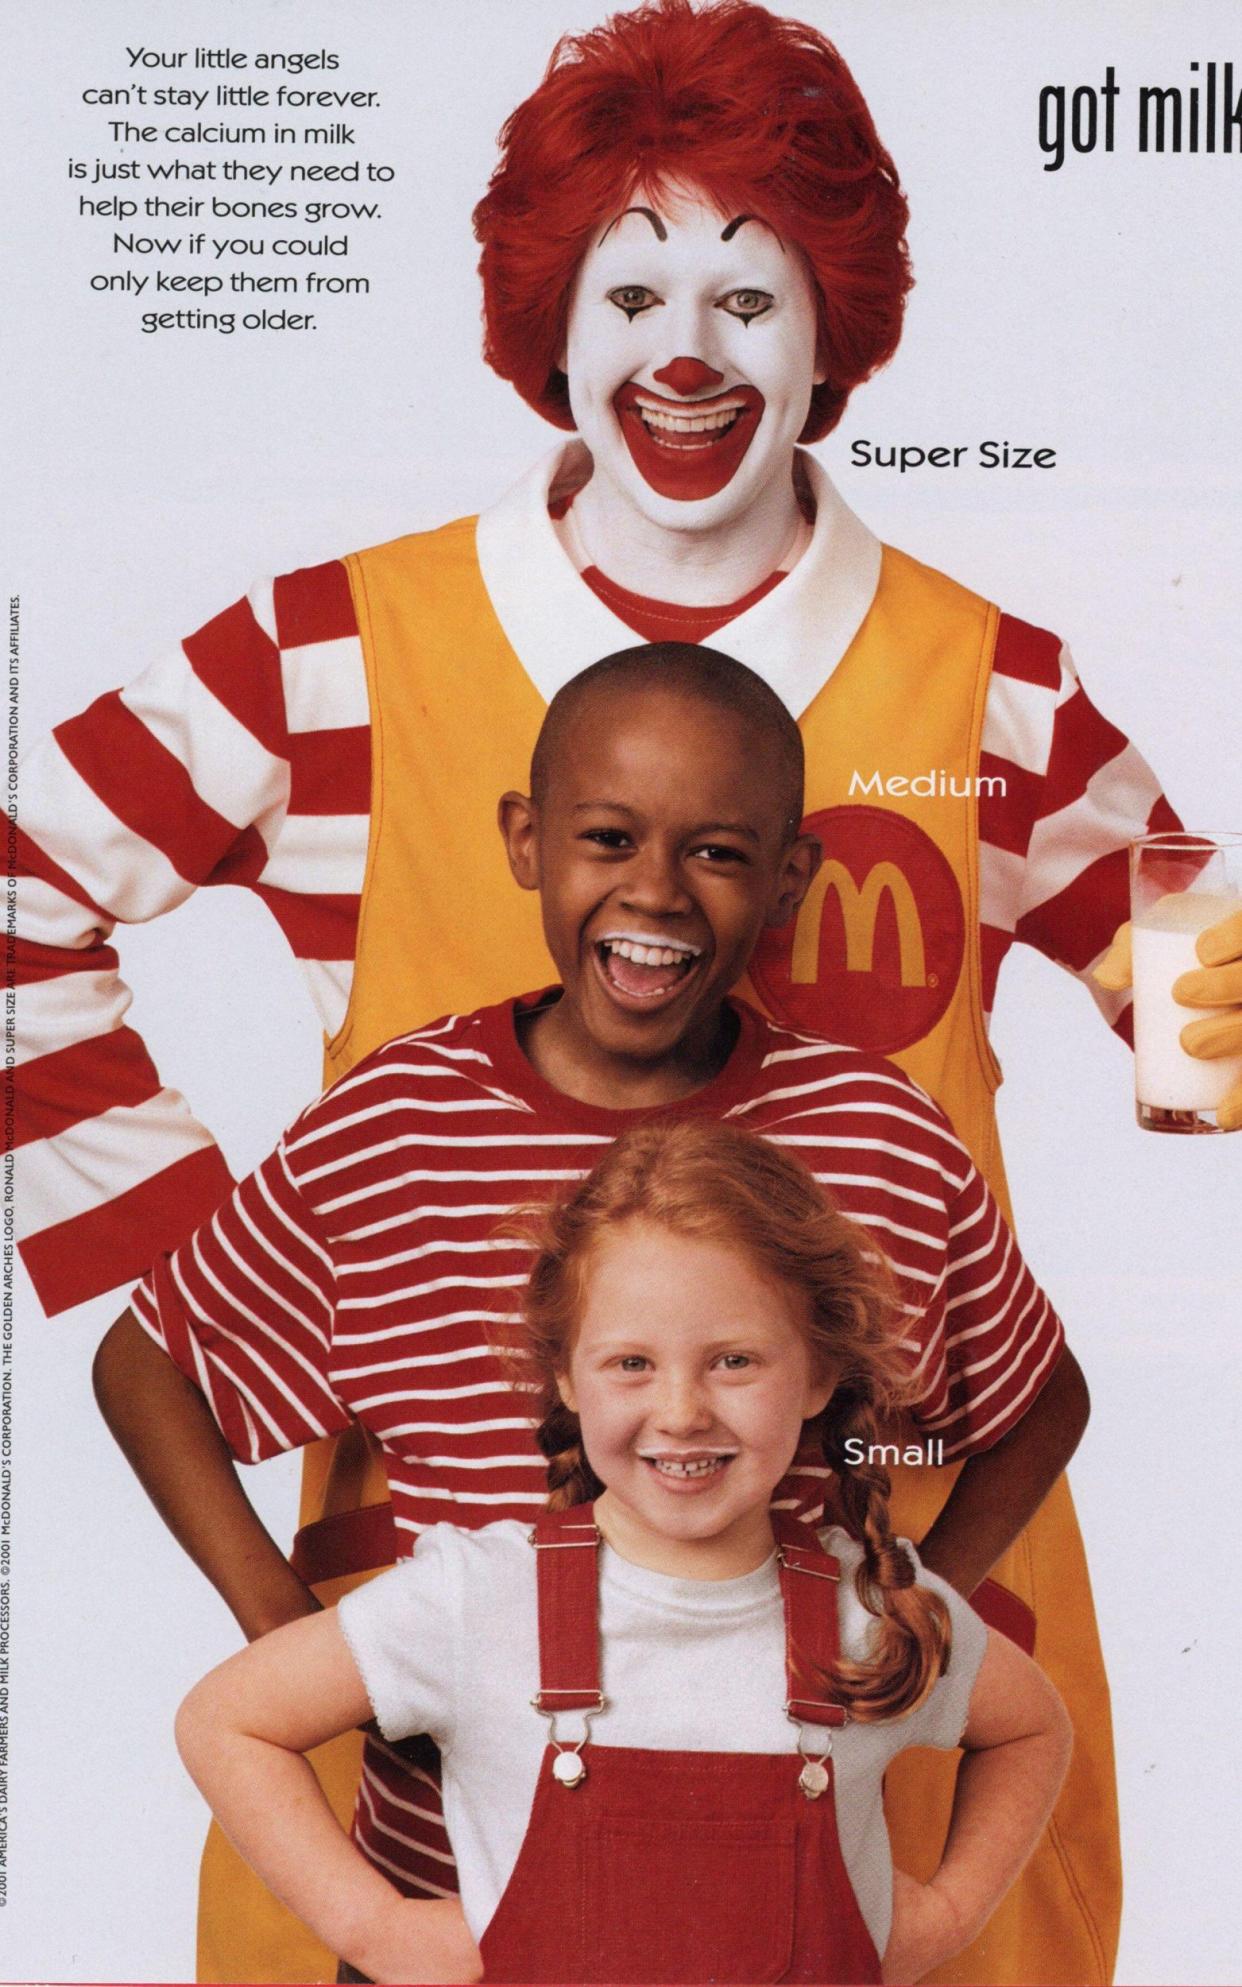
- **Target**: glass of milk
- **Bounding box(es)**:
[1130,832,1242,1132]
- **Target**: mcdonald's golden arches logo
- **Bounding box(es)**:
[750,806,965,1053]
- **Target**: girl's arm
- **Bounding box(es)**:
[881,1629,1073,1986]
[175,1610,482,1986]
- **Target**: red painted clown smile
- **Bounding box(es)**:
[613,382,764,500]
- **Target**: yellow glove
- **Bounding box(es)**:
[1095,907,1242,1130]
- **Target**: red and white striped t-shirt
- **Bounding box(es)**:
[16,529,1177,1317]
[132,992,1064,1898]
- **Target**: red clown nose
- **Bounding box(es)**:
[651,355,726,396]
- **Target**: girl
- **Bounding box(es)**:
[175,1121,1071,1986]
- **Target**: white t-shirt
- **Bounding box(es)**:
[337,1520,988,1957]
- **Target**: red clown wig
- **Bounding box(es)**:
[473,0,912,443]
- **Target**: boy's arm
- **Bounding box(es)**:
[882,1629,1072,1985]
[915,1347,1089,1599]
[98,1128,352,1631]
[93,1310,321,1641]
[902,1143,1087,1602]
[176,1612,481,1985]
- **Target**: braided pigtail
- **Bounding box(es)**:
[535,1398,605,1511]
[818,1391,952,1722]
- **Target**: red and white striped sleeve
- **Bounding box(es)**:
[131,1135,349,1464]
[739,1044,1067,1462]
[14,558,369,1317]
[977,614,1182,1041]
[905,1158,1065,1460]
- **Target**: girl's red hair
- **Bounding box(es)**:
[500,1118,951,1724]
[473,0,912,443]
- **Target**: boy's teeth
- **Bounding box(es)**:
[598,937,701,1000]
[608,939,692,966]
[599,938,700,1000]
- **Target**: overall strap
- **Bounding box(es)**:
[772,1511,849,1729]
[529,1503,604,1714]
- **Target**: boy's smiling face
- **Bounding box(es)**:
[499,681,819,1107]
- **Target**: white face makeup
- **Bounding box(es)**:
[563,186,825,541]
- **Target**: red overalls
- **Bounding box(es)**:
[478,1505,883,1986]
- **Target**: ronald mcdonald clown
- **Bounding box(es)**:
[16,3,1242,1982]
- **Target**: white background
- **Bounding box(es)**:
[3,3,1240,1981]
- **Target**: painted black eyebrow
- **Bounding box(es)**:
[720,213,786,253]
[599,205,668,244]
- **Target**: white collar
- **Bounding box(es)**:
[474,445,882,720]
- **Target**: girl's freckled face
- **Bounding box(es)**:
[558,1219,833,1578]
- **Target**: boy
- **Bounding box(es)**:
[96,645,1087,1979]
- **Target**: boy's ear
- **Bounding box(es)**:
[764,831,822,929]
[498,791,541,891]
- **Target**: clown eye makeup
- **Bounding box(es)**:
[608,284,661,321]
[718,289,774,325]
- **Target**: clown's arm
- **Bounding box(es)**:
[986,635,1240,1116]
[980,637,1166,1020]
[14,561,366,1315]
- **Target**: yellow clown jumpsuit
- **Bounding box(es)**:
[196,484,1120,1987]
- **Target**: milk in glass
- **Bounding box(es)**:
[1132,890,1242,1111]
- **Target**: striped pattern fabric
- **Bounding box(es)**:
[15,561,366,1313]
[15,549,1175,1316]
[977,614,1180,1031]
[131,994,1064,1897]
